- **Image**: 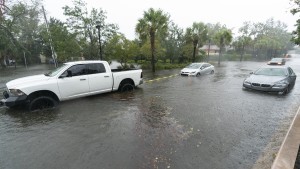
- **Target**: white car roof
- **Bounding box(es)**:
[65,60,106,65]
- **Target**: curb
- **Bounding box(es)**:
[272,106,300,169]
[144,74,178,83]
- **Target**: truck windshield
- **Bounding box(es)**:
[44,64,69,77]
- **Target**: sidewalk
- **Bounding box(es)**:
[272,106,300,169]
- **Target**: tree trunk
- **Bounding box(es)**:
[192,41,197,62]
[240,45,244,62]
[150,32,155,72]
[218,47,222,66]
[207,39,211,62]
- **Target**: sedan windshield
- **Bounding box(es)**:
[254,68,287,76]
[44,64,69,77]
[186,63,201,69]
[270,58,282,62]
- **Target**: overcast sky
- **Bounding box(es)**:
[43,0,299,40]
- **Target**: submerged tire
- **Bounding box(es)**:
[27,96,58,111]
[211,70,214,74]
[278,85,290,95]
[119,82,135,92]
[196,73,201,77]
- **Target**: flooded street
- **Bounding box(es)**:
[1,56,300,169]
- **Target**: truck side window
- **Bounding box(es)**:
[66,64,87,77]
[88,63,106,74]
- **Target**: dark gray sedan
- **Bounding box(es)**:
[243,66,296,94]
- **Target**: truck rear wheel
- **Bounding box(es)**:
[27,96,58,111]
[119,81,135,92]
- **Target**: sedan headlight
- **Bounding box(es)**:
[190,71,196,74]
[9,89,25,96]
[274,80,288,87]
[243,79,251,84]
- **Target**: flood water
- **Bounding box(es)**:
[0,56,300,169]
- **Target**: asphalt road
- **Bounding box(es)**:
[0,55,300,169]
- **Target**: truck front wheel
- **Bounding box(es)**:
[27,96,58,111]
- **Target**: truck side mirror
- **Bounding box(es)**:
[59,70,72,78]
[67,70,72,77]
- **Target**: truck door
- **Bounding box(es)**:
[57,64,90,99]
[87,63,113,93]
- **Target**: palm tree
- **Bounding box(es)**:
[135,8,169,72]
[185,22,208,62]
[214,28,232,65]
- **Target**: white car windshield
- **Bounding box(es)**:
[270,58,282,62]
[45,64,69,77]
[186,63,201,69]
[254,68,287,76]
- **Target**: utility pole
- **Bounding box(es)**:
[42,6,57,67]
[96,22,103,60]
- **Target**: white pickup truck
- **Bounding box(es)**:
[0,60,143,111]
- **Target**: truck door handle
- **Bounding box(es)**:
[104,76,110,78]
[80,79,86,81]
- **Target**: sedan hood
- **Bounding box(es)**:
[6,74,50,89]
[246,75,286,84]
[181,68,198,72]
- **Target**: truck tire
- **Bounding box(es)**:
[119,82,135,92]
[27,96,58,111]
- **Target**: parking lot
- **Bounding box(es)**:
[1,55,300,169]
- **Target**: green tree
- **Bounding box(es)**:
[205,23,224,61]
[63,0,118,60]
[140,39,165,63]
[164,21,184,63]
[0,1,42,66]
[105,34,139,68]
[135,8,169,72]
[40,18,81,62]
[181,43,194,62]
[236,22,252,61]
[249,18,293,59]
[233,36,252,61]
[185,22,208,62]
[291,0,300,44]
[214,28,233,65]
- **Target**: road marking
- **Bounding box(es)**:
[145,74,179,83]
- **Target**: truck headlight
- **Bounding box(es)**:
[9,89,25,96]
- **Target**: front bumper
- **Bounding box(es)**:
[180,72,197,76]
[1,91,28,108]
[243,83,286,92]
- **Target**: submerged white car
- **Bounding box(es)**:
[180,62,215,76]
